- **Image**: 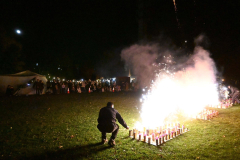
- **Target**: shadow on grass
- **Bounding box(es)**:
[20,142,113,160]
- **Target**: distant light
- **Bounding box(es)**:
[16,29,21,34]
[27,83,30,86]
[185,40,187,43]
[36,63,38,66]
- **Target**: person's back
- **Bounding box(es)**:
[98,106,118,125]
[97,102,129,146]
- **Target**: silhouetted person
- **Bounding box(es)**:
[97,102,129,146]
[6,85,14,96]
[39,80,44,95]
[228,85,240,104]
[33,79,40,95]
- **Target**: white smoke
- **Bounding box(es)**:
[121,44,174,87]
[121,39,219,127]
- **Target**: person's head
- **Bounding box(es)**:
[107,102,114,108]
[228,85,231,89]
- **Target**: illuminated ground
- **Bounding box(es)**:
[0,92,240,159]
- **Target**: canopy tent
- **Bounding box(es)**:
[0,70,47,96]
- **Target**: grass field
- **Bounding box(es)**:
[1,92,240,160]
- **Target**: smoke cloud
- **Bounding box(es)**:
[121,37,219,126]
[121,39,217,88]
[121,44,175,87]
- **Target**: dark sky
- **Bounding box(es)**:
[1,0,240,80]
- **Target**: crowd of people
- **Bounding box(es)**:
[33,79,45,95]
[42,79,138,94]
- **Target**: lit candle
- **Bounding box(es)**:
[148,137,151,144]
[133,129,136,139]
[152,133,155,141]
[129,130,133,137]
[168,128,171,139]
[171,131,174,139]
[182,125,185,133]
[162,134,165,143]
[144,134,147,142]
[177,123,180,129]
[155,136,158,146]
[135,131,138,139]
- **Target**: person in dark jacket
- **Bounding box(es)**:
[33,79,40,95]
[97,102,129,146]
[228,85,240,104]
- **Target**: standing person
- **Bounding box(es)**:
[57,81,61,94]
[52,80,56,94]
[39,80,44,95]
[131,80,135,91]
[228,85,240,104]
[97,102,129,146]
[68,80,72,93]
[62,82,65,93]
[81,80,85,92]
[77,83,81,93]
[6,85,13,96]
[34,79,40,95]
[65,82,68,93]
[46,80,51,93]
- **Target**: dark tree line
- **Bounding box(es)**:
[0,27,25,74]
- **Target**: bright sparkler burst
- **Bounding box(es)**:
[136,47,219,130]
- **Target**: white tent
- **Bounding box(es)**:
[0,70,47,96]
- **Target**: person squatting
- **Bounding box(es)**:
[97,102,129,146]
[228,85,240,104]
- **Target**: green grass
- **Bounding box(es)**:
[1,92,240,159]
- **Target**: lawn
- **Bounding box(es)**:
[0,92,240,160]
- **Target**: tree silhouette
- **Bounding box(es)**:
[0,27,25,74]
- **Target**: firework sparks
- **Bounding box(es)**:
[138,47,219,129]
[121,43,220,130]
[172,0,180,28]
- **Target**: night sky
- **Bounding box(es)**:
[0,0,240,81]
